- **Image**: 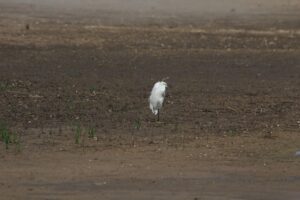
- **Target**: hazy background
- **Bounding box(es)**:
[1,0,300,26]
[1,0,300,14]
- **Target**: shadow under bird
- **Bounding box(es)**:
[149,80,168,121]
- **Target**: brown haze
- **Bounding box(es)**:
[1,0,300,25]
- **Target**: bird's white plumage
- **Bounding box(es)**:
[149,81,167,115]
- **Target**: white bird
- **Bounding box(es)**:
[149,81,168,121]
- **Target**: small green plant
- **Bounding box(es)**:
[134,119,141,130]
[75,124,82,144]
[0,122,18,150]
[48,129,55,146]
[1,127,10,149]
[88,127,96,139]
[0,82,9,92]
[89,86,96,93]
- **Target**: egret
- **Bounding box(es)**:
[149,81,168,121]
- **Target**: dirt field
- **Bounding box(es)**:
[0,1,300,199]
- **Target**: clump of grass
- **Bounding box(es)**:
[0,82,8,92]
[0,125,10,149]
[48,129,55,146]
[0,122,20,150]
[134,119,141,130]
[10,131,18,144]
[89,86,96,94]
[75,124,82,144]
[88,127,96,139]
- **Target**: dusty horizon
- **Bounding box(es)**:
[1,0,300,27]
[1,0,300,16]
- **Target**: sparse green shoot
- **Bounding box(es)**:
[0,122,20,151]
[88,127,96,139]
[134,119,141,130]
[0,82,9,92]
[1,126,10,149]
[89,86,96,94]
[75,124,82,144]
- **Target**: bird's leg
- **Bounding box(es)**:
[157,109,160,121]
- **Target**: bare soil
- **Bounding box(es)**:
[0,1,300,199]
